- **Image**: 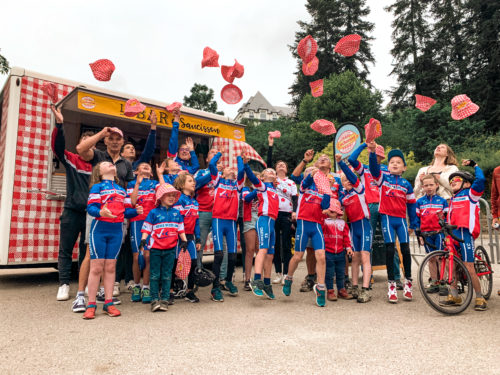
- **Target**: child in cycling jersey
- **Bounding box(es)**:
[445,159,487,311]
[84,161,141,319]
[127,162,158,304]
[367,142,418,303]
[415,174,448,294]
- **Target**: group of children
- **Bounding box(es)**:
[79,121,488,318]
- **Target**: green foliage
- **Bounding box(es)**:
[0,50,9,75]
[289,0,375,109]
[298,71,383,125]
[183,83,224,115]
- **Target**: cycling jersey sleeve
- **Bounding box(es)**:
[133,129,156,169]
[87,184,102,218]
[347,142,367,171]
[167,121,180,158]
[237,156,245,191]
[321,194,331,210]
[469,165,485,202]
[369,151,382,185]
[185,151,200,174]
[195,169,212,190]
[244,164,265,191]
[244,189,258,202]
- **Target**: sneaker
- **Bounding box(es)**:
[131,285,141,302]
[282,278,293,296]
[474,297,487,311]
[313,284,326,307]
[244,280,252,291]
[327,289,337,301]
[396,279,404,290]
[159,301,169,311]
[211,287,224,302]
[185,291,200,303]
[272,273,283,284]
[357,288,371,303]
[72,296,86,313]
[338,288,353,300]
[219,281,229,291]
[126,280,135,293]
[351,285,360,299]
[388,282,398,303]
[425,282,439,294]
[439,294,462,306]
[82,304,96,320]
[168,293,175,305]
[250,279,264,297]
[225,281,238,296]
[344,278,352,290]
[262,284,275,300]
[103,302,121,317]
[403,280,413,301]
[96,292,121,305]
[300,276,315,292]
[151,300,161,312]
[439,284,449,296]
[57,284,70,301]
[113,282,120,297]
[141,288,152,304]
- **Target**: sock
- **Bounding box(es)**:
[285,275,293,281]
[77,291,84,297]
[476,291,483,299]
[362,287,369,290]
[104,299,112,305]
[317,283,326,290]
[264,278,271,285]
[142,284,149,290]
[307,273,315,279]
[254,273,262,280]
[451,288,459,297]
[88,301,96,306]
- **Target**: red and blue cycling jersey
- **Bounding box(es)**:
[369,152,418,228]
[87,179,137,223]
[338,160,370,222]
[126,178,159,222]
[242,187,258,222]
[209,152,245,221]
[348,143,389,204]
[194,168,216,212]
[167,121,200,174]
[173,193,200,238]
[244,165,280,220]
[416,194,449,232]
[448,166,485,239]
[142,206,185,250]
[296,174,331,224]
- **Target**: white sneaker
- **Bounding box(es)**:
[72,296,86,313]
[403,280,413,301]
[113,282,121,297]
[388,281,398,303]
[126,280,135,293]
[57,284,70,301]
[272,273,282,284]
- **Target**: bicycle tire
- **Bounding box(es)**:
[418,251,473,315]
[474,246,493,300]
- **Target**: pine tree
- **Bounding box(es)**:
[183,83,224,115]
[289,0,375,109]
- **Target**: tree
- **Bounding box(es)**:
[183,83,224,115]
[289,0,375,109]
[0,49,9,75]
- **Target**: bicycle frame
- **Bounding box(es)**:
[437,236,460,285]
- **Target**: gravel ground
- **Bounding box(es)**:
[1,261,499,375]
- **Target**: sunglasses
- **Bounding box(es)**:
[450,177,463,183]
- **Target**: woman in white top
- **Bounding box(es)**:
[414,144,459,200]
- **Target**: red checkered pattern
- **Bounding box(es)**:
[8,77,74,263]
[0,78,10,210]
[175,249,192,280]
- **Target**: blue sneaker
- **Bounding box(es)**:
[263,284,275,300]
[131,285,141,302]
[211,287,224,302]
[250,279,264,297]
[225,281,238,296]
[313,284,326,307]
[282,279,292,296]
[141,288,152,304]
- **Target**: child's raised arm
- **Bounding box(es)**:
[167,109,181,159]
[347,142,367,170]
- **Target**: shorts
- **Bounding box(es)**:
[295,219,324,252]
[175,234,197,260]
[89,220,123,260]
[256,216,276,255]
[130,220,144,254]
[423,232,444,253]
[350,218,372,252]
[84,213,94,244]
[380,214,409,244]
[452,228,475,263]
[212,218,237,253]
[243,211,258,233]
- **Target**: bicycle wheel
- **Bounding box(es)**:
[418,251,473,315]
[474,246,493,300]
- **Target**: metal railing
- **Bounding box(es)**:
[411,198,499,265]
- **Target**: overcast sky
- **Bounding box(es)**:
[0,0,395,119]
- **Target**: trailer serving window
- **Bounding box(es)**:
[48,87,246,199]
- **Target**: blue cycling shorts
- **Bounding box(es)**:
[452,228,475,263]
[423,232,444,253]
[381,214,410,244]
[212,218,237,254]
[89,221,123,260]
[256,216,275,255]
[295,220,325,252]
[350,218,372,252]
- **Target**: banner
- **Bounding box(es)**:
[334,123,361,160]
[77,91,245,141]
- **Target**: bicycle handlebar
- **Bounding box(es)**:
[416,217,464,249]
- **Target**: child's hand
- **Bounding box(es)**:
[242,151,250,164]
[50,104,64,123]
[178,169,189,176]
[347,248,353,257]
[461,159,476,167]
[135,205,144,215]
[292,212,296,221]
[156,161,166,176]
[310,167,319,176]
[408,228,414,235]
[419,237,424,246]
[196,243,201,251]
[322,209,329,215]
[172,108,181,122]
[268,135,274,147]
[186,137,194,151]
[304,149,315,162]
[100,203,117,218]
[149,110,157,127]
[335,154,342,163]
[137,174,144,184]
[366,141,376,152]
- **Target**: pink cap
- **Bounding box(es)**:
[124,98,146,117]
[302,56,319,76]
[108,127,123,138]
[268,130,281,138]
[297,35,318,63]
[155,184,181,205]
[221,84,243,105]
[309,79,324,98]
[310,119,336,136]
[89,59,115,81]
[334,34,362,57]
[166,102,182,112]
[201,47,220,68]
[375,144,385,160]
[415,94,437,112]
[451,94,479,120]
[328,199,343,215]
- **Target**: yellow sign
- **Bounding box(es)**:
[77,91,245,141]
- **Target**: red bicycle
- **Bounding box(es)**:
[417,219,493,315]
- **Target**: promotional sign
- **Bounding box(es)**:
[334,123,361,160]
[77,91,245,141]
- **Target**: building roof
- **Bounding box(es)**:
[273,105,295,117]
[237,91,276,113]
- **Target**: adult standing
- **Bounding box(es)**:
[51,105,93,305]
[266,135,297,284]
[491,165,500,295]
[414,144,459,200]
[120,111,158,170]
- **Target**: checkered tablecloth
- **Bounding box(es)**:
[211,137,266,169]
[0,78,10,211]
[8,77,73,262]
